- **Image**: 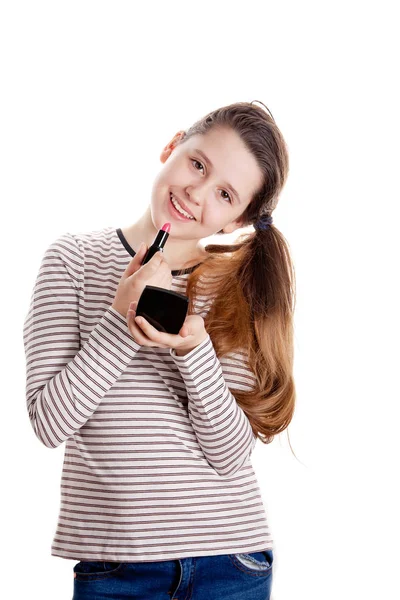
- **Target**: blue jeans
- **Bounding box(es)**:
[72,550,274,599]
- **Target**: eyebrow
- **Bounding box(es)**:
[193,148,241,203]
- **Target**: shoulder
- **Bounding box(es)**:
[43,226,119,287]
[68,225,117,252]
[47,226,122,259]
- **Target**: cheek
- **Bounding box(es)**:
[156,164,187,190]
[203,210,227,230]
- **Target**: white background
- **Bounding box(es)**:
[1,1,399,598]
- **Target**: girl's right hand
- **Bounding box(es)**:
[111,242,173,318]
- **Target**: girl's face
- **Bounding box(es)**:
[150,126,264,239]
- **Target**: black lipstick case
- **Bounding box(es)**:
[135,285,189,334]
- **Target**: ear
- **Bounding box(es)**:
[222,218,245,234]
[160,130,186,163]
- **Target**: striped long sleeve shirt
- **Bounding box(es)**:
[23,225,273,563]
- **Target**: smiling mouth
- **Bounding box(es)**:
[169,193,196,220]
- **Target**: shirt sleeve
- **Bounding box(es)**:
[23,233,141,449]
[169,335,258,477]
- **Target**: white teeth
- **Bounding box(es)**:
[170,193,195,219]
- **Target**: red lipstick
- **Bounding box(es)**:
[141,222,171,265]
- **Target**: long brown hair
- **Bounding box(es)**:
[177,101,296,453]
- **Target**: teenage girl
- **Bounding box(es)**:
[23,100,296,600]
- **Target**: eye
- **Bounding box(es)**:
[191,159,204,173]
[220,190,232,203]
[190,158,233,204]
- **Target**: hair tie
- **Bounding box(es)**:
[254,214,273,232]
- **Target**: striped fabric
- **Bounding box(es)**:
[23,226,273,563]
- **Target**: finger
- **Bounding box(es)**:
[134,316,170,347]
[126,302,138,326]
[134,316,158,340]
[127,250,164,284]
[127,312,149,345]
[127,310,165,347]
[127,302,148,343]
[128,301,138,312]
[179,326,190,338]
[123,242,147,278]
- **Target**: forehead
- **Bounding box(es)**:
[182,127,264,199]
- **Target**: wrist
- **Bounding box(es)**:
[175,348,192,356]
[111,304,125,317]
[175,333,209,356]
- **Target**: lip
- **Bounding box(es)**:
[170,192,196,220]
[168,194,195,222]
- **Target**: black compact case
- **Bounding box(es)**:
[135,286,189,334]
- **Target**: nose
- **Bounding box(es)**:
[185,185,204,207]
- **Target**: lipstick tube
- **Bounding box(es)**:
[141,223,171,265]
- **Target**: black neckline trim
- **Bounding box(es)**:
[116,228,201,276]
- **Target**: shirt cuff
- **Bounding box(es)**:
[169,334,212,367]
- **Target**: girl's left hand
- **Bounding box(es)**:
[126,301,209,354]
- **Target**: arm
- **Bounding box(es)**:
[23,234,140,449]
[170,335,257,478]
